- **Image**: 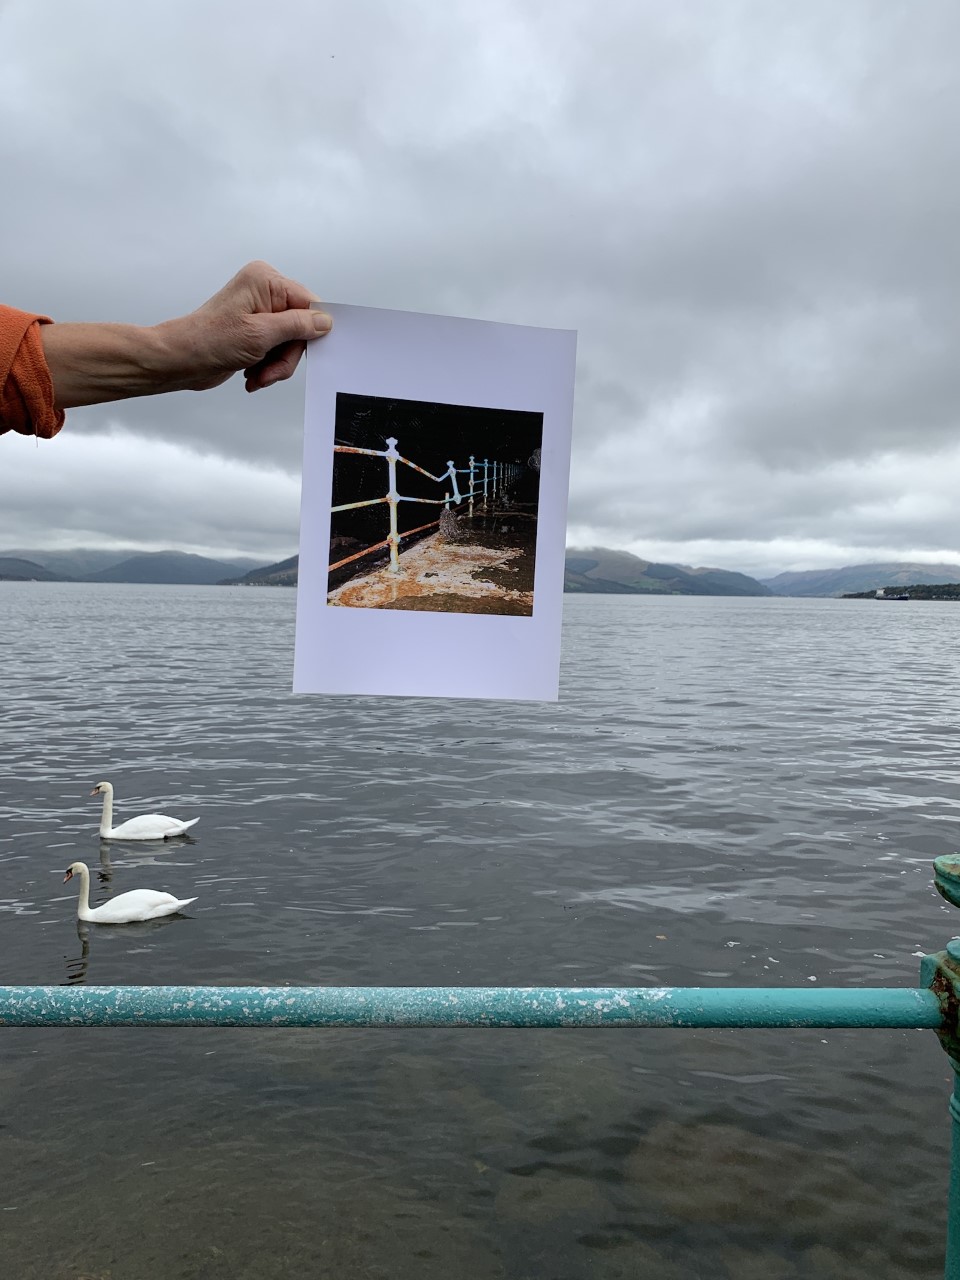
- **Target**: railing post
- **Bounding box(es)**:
[483,458,489,507]
[385,436,400,573]
[945,1065,960,1280]
[468,455,475,518]
[924,855,960,1280]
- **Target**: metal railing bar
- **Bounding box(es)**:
[331,497,389,513]
[328,540,391,573]
[330,436,527,575]
[398,457,447,482]
[0,985,943,1029]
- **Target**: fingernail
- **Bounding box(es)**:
[313,311,333,334]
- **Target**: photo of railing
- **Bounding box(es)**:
[329,435,526,576]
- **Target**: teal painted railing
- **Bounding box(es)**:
[6,853,960,1278]
[0,983,944,1028]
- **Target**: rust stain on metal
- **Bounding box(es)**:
[399,455,446,482]
[399,518,441,540]
[924,954,960,1058]
[328,539,392,573]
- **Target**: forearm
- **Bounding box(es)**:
[17,262,328,420]
[39,321,192,409]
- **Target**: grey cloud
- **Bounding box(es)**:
[2,0,960,570]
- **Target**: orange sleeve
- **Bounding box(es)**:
[0,305,65,439]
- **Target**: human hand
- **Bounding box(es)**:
[157,260,333,394]
[39,261,332,411]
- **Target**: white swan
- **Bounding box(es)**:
[91,781,199,840]
[63,861,197,923]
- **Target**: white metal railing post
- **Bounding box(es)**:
[385,437,400,573]
[332,442,521,576]
[446,461,462,504]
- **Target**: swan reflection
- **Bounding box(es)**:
[98,834,198,873]
[63,920,90,985]
[61,905,190,986]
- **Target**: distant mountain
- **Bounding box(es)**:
[4,547,146,578]
[2,548,268,580]
[762,562,960,598]
[0,556,71,582]
[85,551,268,585]
[564,548,772,596]
[217,557,267,574]
[221,554,299,587]
[224,548,772,596]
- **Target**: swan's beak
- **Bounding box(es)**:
[63,868,74,883]
[89,787,99,796]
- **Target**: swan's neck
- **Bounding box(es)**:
[75,865,94,921]
[99,788,114,836]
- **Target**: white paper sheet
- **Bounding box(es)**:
[294,304,576,700]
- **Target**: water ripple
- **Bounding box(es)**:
[0,585,956,1277]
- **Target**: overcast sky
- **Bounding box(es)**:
[2,0,959,577]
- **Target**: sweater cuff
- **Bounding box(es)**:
[0,306,65,438]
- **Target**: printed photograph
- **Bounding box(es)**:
[326,392,544,615]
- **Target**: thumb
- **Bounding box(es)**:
[253,307,333,349]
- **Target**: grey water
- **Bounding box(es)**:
[1,584,958,1279]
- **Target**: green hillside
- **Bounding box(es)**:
[0,557,70,582]
[762,562,960,597]
[220,555,299,586]
[86,551,261,585]
[564,549,771,596]
[224,548,771,596]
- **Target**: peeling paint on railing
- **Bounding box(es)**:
[0,985,943,1029]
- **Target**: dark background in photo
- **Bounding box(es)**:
[328,392,543,591]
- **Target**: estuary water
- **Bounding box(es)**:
[1,584,959,1279]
